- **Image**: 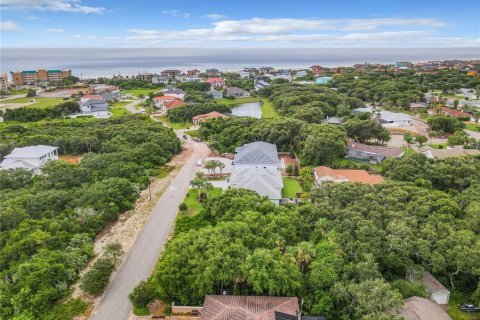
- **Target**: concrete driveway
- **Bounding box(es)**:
[89,136,210,320]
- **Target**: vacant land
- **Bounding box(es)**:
[155,116,193,130]
[216,96,261,105]
[282,177,303,198]
[180,188,223,216]
[261,99,279,118]
[109,100,132,108]
[0,97,70,108]
[121,88,162,98]
[110,108,131,117]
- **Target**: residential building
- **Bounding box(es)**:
[422,272,451,305]
[394,297,452,320]
[226,86,250,98]
[428,107,473,120]
[379,111,412,126]
[409,102,427,111]
[90,84,120,101]
[296,70,308,77]
[152,75,169,85]
[160,69,182,80]
[322,116,343,125]
[79,99,110,118]
[314,166,384,185]
[418,146,480,159]
[192,111,229,124]
[352,106,373,114]
[259,67,275,75]
[346,140,404,164]
[239,70,250,79]
[187,69,200,77]
[153,95,177,108]
[254,79,271,92]
[394,61,413,68]
[229,141,283,204]
[137,72,152,81]
[163,87,186,99]
[207,77,225,88]
[10,69,72,85]
[206,68,220,77]
[0,145,59,175]
[268,74,293,82]
[157,98,184,114]
[201,295,301,320]
[184,76,203,82]
[315,76,333,85]
[0,73,8,92]
[207,90,223,99]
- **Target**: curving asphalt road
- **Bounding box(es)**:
[89,133,210,320]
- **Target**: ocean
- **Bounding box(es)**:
[1,47,479,78]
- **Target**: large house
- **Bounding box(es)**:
[254,79,271,92]
[346,140,404,164]
[163,87,186,99]
[379,111,412,126]
[226,87,250,98]
[206,68,220,77]
[187,69,200,77]
[428,107,473,120]
[90,84,120,101]
[352,106,373,114]
[314,166,384,185]
[192,111,228,124]
[154,98,184,113]
[153,95,177,108]
[161,69,182,80]
[0,145,59,175]
[228,141,283,204]
[207,90,223,99]
[207,78,225,88]
[201,295,301,320]
[152,75,169,85]
[79,99,110,118]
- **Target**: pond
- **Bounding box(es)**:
[231,102,262,118]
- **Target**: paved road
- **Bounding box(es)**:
[124,100,142,114]
[465,129,480,140]
[89,135,210,320]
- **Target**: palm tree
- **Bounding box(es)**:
[205,160,217,179]
[216,161,225,177]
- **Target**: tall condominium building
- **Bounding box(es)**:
[0,73,8,92]
[10,69,72,85]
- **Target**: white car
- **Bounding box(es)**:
[196,159,203,166]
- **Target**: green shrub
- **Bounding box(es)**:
[80,257,115,296]
[129,281,157,308]
[390,279,427,299]
[179,202,188,211]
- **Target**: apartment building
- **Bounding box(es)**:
[10,69,72,85]
[0,73,8,92]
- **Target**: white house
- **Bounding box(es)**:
[207,78,225,88]
[163,87,186,100]
[239,71,250,79]
[295,70,308,77]
[0,145,59,175]
[80,99,110,118]
[152,75,169,85]
[379,111,412,127]
[153,95,177,108]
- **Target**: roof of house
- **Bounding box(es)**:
[4,145,58,159]
[395,296,452,320]
[234,141,279,166]
[207,77,224,83]
[314,166,384,185]
[161,69,181,73]
[227,87,249,94]
[438,107,472,118]
[323,116,342,124]
[163,87,186,95]
[380,111,412,122]
[418,146,480,159]
[229,167,283,200]
[352,106,373,113]
[422,272,450,294]
[201,295,300,320]
[192,111,228,122]
[347,140,404,158]
[80,98,107,106]
[164,99,185,110]
[81,94,103,100]
[153,95,175,101]
[207,90,223,96]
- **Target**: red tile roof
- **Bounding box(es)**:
[438,107,472,118]
[164,99,185,110]
[314,166,384,185]
[201,295,300,320]
[153,95,175,101]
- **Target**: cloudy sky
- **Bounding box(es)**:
[1,0,479,47]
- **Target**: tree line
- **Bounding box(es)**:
[0,115,181,319]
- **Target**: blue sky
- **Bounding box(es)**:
[1,0,479,47]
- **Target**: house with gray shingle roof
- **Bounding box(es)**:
[233,141,279,168]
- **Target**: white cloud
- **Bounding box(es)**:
[1,0,105,14]
[203,13,226,20]
[161,10,190,18]
[0,20,20,30]
[44,27,64,32]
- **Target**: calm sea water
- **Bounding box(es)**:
[1,48,479,78]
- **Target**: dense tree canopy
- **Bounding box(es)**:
[2,101,80,122]
[166,102,231,123]
[0,115,181,319]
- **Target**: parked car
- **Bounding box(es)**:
[196,159,203,166]
[458,303,480,312]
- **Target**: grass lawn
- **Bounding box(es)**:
[448,291,480,320]
[109,108,131,117]
[156,116,193,129]
[184,130,200,137]
[109,100,132,108]
[401,146,416,156]
[216,96,261,106]
[465,123,480,132]
[2,88,28,96]
[0,97,71,108]
[282,177,303,198]
[261,99,280,118]
[180,188,223,216]
[133,306,150,316]
[121,88,161,98]
[430,143,447,149]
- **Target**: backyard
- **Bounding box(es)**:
[155,115,193,130]
[282,177,303,198]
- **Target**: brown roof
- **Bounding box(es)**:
[429,107,472,118]
[396,296,452,320]
[314,166,384,185]
[201,295,300,320]
[192,111,229,122]
[419,146,480,159]
[347,140,404,158]
[165,99,185,110]
[422,272,449,294]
